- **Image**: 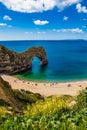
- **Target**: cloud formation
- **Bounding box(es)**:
[63,16,68,21]
[25,31,33,34]
[0,0,81,13]
[34,20,49,25]
[3,15,12,21]
[76,3,87,13]
[53,28,83,33]
[0,23,7,26]
[37,31,46,34]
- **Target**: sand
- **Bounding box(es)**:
[1,75,87,97]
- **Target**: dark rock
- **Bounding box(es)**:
[0,45,48,74]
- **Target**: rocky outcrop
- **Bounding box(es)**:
[0,76,22,113]
[0,45,48,74]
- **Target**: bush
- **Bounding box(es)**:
[0,88,87,130]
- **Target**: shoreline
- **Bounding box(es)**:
[14,74,87,83]
[15,76,87,83]
[1,75,87,97]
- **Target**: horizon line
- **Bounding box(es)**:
[0,39,87,42]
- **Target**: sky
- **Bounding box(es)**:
[0,0,87,40]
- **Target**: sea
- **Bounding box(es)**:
[1,40,87,82]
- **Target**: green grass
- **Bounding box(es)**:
[0,88,87,130]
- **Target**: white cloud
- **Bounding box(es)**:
[53,28,83,33]
[76,3,87,13]
[0,23,12,28]
[3,15,12,21]
[0,23,7,26]
[56,0,81,11]
[63,16,68,21]
[37,31,46,34]
[34,20,49,25]
[0,0,81,13]
[70,28,83,33]
[25,32,29,34]
[25,31,33,34]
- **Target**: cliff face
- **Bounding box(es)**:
[0,76,43,113]
[0,76,22,113]
[0,45,48,74]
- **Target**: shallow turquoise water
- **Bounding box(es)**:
[1,40,87,82]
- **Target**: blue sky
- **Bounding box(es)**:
[0,0,87,40]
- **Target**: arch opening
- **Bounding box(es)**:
[32,57,41,69]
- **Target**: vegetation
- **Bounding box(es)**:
[0,87,87,130]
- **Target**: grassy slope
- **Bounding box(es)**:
[0,87,87,130]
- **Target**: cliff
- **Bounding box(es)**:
[0,76,43,113]
[0,45,48,74]
[0,76,22,113]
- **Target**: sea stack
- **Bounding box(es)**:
[0,45,48,74]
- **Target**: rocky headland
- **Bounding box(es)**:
[0,45,47,113]
[0,45,48,74]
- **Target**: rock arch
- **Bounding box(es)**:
[0,45,48,74]
[25,46,48,65]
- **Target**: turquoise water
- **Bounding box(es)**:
[1,40,87,82]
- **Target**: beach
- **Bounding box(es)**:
[1,75,87,97]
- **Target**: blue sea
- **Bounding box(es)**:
[1,40,87,82]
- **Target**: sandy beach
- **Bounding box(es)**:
[1,75,87,97]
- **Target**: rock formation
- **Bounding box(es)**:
[0,45,48,74]
[0,76,22,113]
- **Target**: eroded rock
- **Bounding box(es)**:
[0,45,48,74]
